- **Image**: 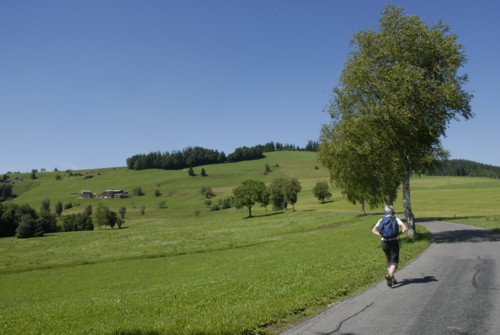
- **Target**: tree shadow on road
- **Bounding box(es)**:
[394,276,438,288]
[430,229,500,243]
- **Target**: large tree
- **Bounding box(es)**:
[320,5,472,228]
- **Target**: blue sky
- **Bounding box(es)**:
[1,0,499,173]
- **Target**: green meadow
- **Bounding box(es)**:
[1,151,500,334]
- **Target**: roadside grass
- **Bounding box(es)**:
[0,212,430,335]
[2,152,500,334]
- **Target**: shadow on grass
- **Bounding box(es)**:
[244,211,285,219]
[110,330,160,335]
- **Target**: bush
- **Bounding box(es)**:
[16,214,44,238]
[133,187,145,196]
[218,198,232,209]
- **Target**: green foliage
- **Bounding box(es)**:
[126,146,226,170]
[39,211,59,233]
[321,5,473,217]
[226,146,264,163]
[0,183,14,202]
[217,197,232,210]
[264,163,272,174]
[94,205,121,229]
[268,178,288,210]
[200,186,215,198]
[312,182,332,203]
[232,179,269,217]
[55,201,63,216]
[62,212,94,231]
[133,187,145,196]
[426,159,500,179]
[188,166,195,176]
[40,198,51,214]
[16,214,43,238]
[0,203,42,238]
[200,168,207,177]
[94,205,109,229]
[119,206,126,219]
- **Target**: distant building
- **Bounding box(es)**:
[81,190,95,199]
[100,189,128,199]
[12,177,24,184]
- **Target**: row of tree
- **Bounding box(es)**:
[0,200,125,238]
[232,178,303,217]
[126,141,320,171]
[230,179,334,218]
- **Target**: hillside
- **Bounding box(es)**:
[9,151,334,221]
[7,151,500,222]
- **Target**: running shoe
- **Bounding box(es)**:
[385,275,393,287]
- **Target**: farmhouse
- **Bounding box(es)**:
[80,190,95,199]
[100,189,128,199]
[12,177,24,184]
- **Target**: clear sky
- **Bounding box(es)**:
[1,0,499,173]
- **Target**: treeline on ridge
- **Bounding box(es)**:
[425,159,500,178]
[126,141,319,171]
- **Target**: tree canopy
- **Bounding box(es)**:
[232,179,269,218]
[319,5,472,224]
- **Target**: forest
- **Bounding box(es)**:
[125,141,319,171]
[425,159,500,178]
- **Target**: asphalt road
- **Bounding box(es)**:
[281,221,500,335]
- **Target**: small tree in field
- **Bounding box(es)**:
[55,201,63,216]
[133,187,145,196]
[119,206,126,219]
[313,182,332,203]
[232,179,268,218]
[95,205,110,229]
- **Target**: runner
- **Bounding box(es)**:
[371,205,408,287]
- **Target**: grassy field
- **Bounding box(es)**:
[1,152,500,334]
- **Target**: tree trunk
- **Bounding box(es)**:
[361,199,366,215]
[402,162,415,231]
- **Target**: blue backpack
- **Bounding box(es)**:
[378,216,399,239]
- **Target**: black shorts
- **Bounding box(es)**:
[381,239,400,267]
